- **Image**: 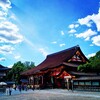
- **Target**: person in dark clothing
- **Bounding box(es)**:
[9,87,12,95]
[18,85,22,93]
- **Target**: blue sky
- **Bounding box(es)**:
[0,0,100,67]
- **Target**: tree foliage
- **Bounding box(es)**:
[78,50,100,73]
[23,61,35,70]
[6,61,35,84]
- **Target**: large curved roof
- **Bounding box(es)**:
[21,45,88,76]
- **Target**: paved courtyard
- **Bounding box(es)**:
[0,89,100,100]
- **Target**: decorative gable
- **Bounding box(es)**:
[68,51,86,63]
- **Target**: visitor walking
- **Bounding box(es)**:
[6,87,9,95]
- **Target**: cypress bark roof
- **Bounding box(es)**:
[21,45,88,76]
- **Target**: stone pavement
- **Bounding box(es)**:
[0,89,100,100]
[0,88,34,96]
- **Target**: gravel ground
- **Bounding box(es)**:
[0,89,100,100]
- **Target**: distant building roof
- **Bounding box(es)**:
[21,45,88,76]
[0,64,10,71]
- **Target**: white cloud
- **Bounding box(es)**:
[0,45,14,54]
[68,29,76,33]
[39,48,48,57]
[0,0,11,11]
[75,24,79,28]
[0,0,16,21]
[91,9,100,31]
[0,11,7,20]
[14,55,21,60]
[68,5,100,46]
[0,0,24,62]
[8,64,13,68]
[78,15,92,27]
[51,41,57,44]
[77,8,100,31]
[59,43,66,47]
[69,24,79,29]
[10,14,16,20]
[0,21,23,44]
[68,23,79,33]
[91,35,100,46]
[0,57,6,61]
[87,53,96,58]
[90,44,94,46]
[75,29,97,41]
[61,31,65,35]
[69,24,74,29]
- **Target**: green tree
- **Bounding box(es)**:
[6,61,25,84]
[12,61,25,84]
[5,70,13,81]
[6,61,35,84]
[23,61,35,70]
[91,57,100,73]
[78,50,100,73]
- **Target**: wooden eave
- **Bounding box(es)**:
[73,76,100,81]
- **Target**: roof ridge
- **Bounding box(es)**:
[47,45,80,57]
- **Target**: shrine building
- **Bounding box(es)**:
[0,64,11,82]
[21,45,100,91]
